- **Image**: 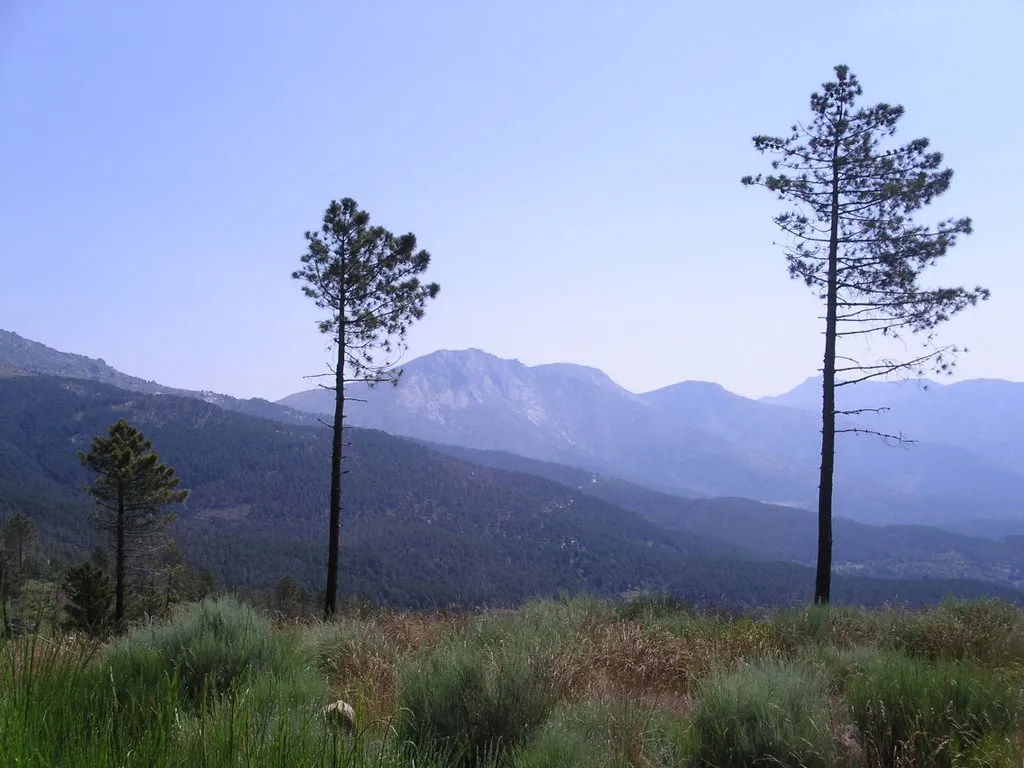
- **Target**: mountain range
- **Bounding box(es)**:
[4,328,1024,608]
[278,348,1024,527]
[3,370,1023,609]
[6,329,1024,529]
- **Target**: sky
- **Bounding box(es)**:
[1,1,1021,401]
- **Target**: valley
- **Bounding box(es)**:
[2,331,1024,610]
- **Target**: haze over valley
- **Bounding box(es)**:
[4,329,1024,609]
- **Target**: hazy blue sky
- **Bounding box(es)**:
[2,1,1020,401]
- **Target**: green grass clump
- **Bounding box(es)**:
[615,591,695,622]
[798,644,888,696]
[885,598,1024,665]
[766,603,882,654]
[394,602,595,766]
[0,596,349,766]
[7,593,1024,767]
[396,637,556,766]
[510,698,691,768]
[690,659,836,768]
[105,595,326,711]
[845,650,1020,767]
[0,606,415,767]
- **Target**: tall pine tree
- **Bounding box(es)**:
[742,65,989,603]
[294,197,440,618]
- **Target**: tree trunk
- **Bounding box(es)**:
[115,484,126,626]
[324,326,345,619]
[814,136,843,605]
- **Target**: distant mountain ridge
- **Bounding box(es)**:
[6,329,1024,528]
[284,347,785,500]
[0,329,322,427]
[280,349,1024,527]
[763,374,1024,474]
[3,371,1023,608]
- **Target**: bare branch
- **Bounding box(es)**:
[835,426,915,447]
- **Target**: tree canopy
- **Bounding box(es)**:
[80,418,189,626]
[293,196,441,617]
[742,64,989,603]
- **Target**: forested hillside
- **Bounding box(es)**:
[1,373,1021,609]
[420,442,1024,588]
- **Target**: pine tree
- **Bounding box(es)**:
[79,419,189,627]
[2,513,36,575]
[742,65,989,603]
[62,561,114,636]
[272,575,311,619]
[294,197,440,618]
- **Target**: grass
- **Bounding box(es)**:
[689,660,837,767]
[2,593,1024,766]
[845,651,1020,767]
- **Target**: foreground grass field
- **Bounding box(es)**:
[3,594,1024,767]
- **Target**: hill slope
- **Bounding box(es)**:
[419,442,1024,588]
[0,329,322,427]
[2,373,1019,608]
[8,331,1024,528]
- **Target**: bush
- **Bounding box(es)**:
[690,660,836,767]
[105,595,325,709]
[798,644,887,696]
[766,604,880,654]
[394,613,570,767]
[616,592,694,622]
[845,650,1020,767]
[885,598,1024,665]
[511,698,691,768]
[0,599,356,766]
[397,642,556,766]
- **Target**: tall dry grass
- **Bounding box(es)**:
[4,592,1024,766]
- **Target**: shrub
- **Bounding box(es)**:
[304,608,466,722]
[690,660,836,767]
[105,595,325,710]
[0,600,350,766]
[511,698,691,768]
[395,618,564,766]
[616,592,694,622]
[766,604,880,654]
[798,644,887,696]
[845,650,1020,767]
[885,598,1024,665]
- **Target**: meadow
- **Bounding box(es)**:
[3,593,1024,767]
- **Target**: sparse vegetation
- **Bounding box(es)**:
[2,593,1024,766]
[690,660,836,767]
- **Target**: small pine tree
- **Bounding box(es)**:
[2,513,36,575]
[63,561,114,635]
[79,419,189,628]
[272,575,312,619]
